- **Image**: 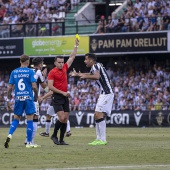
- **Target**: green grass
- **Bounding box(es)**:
[0,127,170,170]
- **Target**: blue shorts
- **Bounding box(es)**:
[14,100,36,116]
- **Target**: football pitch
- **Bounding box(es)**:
[0,127,170,170]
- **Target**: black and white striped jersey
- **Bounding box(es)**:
[90,63,113,94]
[33,68,45,96]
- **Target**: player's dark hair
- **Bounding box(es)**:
[32,57,44,66]
[20,54,30,63]
[54,56,64,61]
[85,53,97,61]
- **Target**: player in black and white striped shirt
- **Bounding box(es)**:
[70,53,114,145]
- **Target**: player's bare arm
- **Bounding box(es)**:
[79,71,100,80]
[40,90,53,101]
[70,69,100,80]
[32,82,39,102]
[7,84,13,110]
[69,68,80,77]
[66,39,79,68]
[69,68,90,77]
[48,80,70,97]
[7,84,12,100]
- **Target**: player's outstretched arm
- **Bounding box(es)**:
[67,35,80,68]
[69,68,79,77]
[79,71,100,80]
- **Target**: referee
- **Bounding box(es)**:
[48,39,79,145]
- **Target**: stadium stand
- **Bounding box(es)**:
[0,0,104,36]
[95,0,170,33]
[1,0,170,36]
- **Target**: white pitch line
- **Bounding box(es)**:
[44,164,170,170]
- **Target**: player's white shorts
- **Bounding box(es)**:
[34,101,40,116]
[95,93,114,116]
[47,105,56,117]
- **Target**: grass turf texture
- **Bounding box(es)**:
[0,127,170,170]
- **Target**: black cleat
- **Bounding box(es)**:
[39,132,49,137]
[65,131,72,137]
[51,136,60,145]
[4,135,12,148]
[60,141,69,145]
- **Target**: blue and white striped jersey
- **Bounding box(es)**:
[90,63,113,94]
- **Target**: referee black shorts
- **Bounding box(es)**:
[52,93,70,113]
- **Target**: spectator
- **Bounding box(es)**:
[74,95,80,110]
[107,13,118,33]
[155,98,162,110]
[11,19,23,37]
[0,5,6,22]
[94,15,106,34]
[70,0,79,10]
[40,99,50,111]
[0,20,9,37]
[52,22,61,35]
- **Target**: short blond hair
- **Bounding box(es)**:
[20,54,29,63]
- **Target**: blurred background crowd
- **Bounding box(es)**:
[1,0,170,36]
[0,0,73,37]
[0,56,170,111]
[95,0,170,33]
[0,0,170,111]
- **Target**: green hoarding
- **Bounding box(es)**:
[24,36,89,56]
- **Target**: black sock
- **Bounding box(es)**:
[59,123,67,142]
[52,120,62,137]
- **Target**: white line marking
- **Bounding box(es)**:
[44,164,170,170]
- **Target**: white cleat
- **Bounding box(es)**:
[26,142,38,148]
[32,143,41,147]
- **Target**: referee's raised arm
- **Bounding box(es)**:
[66,39,79,68]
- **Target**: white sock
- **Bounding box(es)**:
[66,120,70,132]
[95,122,100,140]
[45,121,51,134]
[98,120,106,142]
[32,122,38,144]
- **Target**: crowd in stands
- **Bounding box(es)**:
[0,0,75,37]
[2,0,169,36]
[1,56,170,111]
[95,0,170,33]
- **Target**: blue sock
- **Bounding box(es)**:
[9,119,19,135]
[27,120,33,143]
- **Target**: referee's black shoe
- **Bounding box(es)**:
[51,135,60,145]
[60,141,69,145]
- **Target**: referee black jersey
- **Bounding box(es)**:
[90,63,113,94]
